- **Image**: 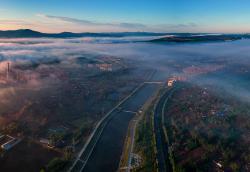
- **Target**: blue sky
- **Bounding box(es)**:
[1,0,250,33]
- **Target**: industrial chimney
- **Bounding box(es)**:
[6,61,10,80]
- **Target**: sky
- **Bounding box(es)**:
[1,0,250,33]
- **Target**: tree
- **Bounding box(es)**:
[64,147,73,161]
[47,158,68,172]
[230,162,239,172]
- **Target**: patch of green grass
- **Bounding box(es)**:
[134,105,157,172]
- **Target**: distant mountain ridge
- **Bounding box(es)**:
[0,29,167,38]
[1,30,250,43]
[149,34,250,43]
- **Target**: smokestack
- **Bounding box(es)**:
[6,61,10,80]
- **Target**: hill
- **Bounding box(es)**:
[0,29,167,38]
[149,34,247,43]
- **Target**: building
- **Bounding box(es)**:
[1,135,20,151]
[96,63,113,71]
[167,78,176,87]
[167,76,187,87]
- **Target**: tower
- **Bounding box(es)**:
[6,61,10,80]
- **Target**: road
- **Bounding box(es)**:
[69,83,160,172]
[154,89,175,172]
[125,114,139,172]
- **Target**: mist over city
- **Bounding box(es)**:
[1,1,250,172]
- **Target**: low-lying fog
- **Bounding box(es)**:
[1,36,250,102]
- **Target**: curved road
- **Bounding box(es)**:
[154,89,174,172]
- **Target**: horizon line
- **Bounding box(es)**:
[0,28,249,35]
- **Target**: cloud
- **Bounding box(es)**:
[153,22,198,30]
[119,22,147,28]
[1,14,198,33]
[38,14,94,25]
[0,49,36,57]
[37,14,147,30]
[171,22,198,28]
